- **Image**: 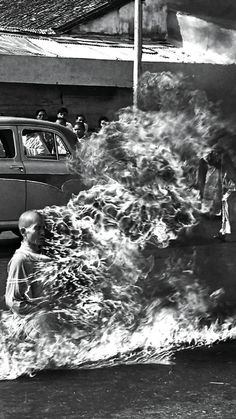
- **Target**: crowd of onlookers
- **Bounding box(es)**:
[35,107,109,142]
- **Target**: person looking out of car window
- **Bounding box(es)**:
[23,129,51,157]
[56,107,73,131]
[35,109,48,121]
[5,210,51,316]
[34,110,55,153]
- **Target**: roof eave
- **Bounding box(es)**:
[53,0,131,34]
[0,25,55,36]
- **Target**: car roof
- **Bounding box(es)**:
[0,116,77,149]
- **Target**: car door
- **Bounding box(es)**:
[0,126,26,222]
[18,125,74,211]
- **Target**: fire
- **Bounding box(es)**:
[1,71,235,380]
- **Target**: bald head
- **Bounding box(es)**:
[18,210,45,250]
[18,210,43,230]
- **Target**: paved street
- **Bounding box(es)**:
[1,231,236,419]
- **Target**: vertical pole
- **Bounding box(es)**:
[133,0,143,110]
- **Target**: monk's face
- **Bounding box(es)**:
[22,214,45,248]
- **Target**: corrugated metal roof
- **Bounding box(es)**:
[0,0,130,34]
[0,33,233,65]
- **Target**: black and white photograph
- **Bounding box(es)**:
[0,1,236,418]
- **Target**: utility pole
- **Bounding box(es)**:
[133,0,143,110]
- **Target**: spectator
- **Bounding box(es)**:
[35,109,48,121]
[198,136,236,240]
[98,116,109,131]
[75,114,88,134]
[198,146,222,217]
[56,107,73,130]
[55,117,66,127]
[73,122,86,142]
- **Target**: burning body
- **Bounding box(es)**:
[2,71,236,380]
[5,211,50,315]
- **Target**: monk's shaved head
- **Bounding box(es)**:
[18,210,43,230]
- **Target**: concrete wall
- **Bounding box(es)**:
[71,0,167,40]
[0,55,133,87]
[0,61,235,127]
[0,83,132,130]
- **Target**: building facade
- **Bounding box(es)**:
[0,0,234,127]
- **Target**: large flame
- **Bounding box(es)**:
[1,71,235,380]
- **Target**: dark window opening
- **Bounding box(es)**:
[0,129,15,158]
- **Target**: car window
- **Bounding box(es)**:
[22,129,56,159]
[56,135,70,159]
[0,129,15,158]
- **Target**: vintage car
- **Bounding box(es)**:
[0,117,83,234]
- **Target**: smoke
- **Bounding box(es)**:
[1,71,235,380]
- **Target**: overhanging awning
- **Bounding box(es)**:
[0,32,233,64]
[0,33,234,87]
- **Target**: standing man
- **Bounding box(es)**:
[73,122,86,143]
[56,107,73,130]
